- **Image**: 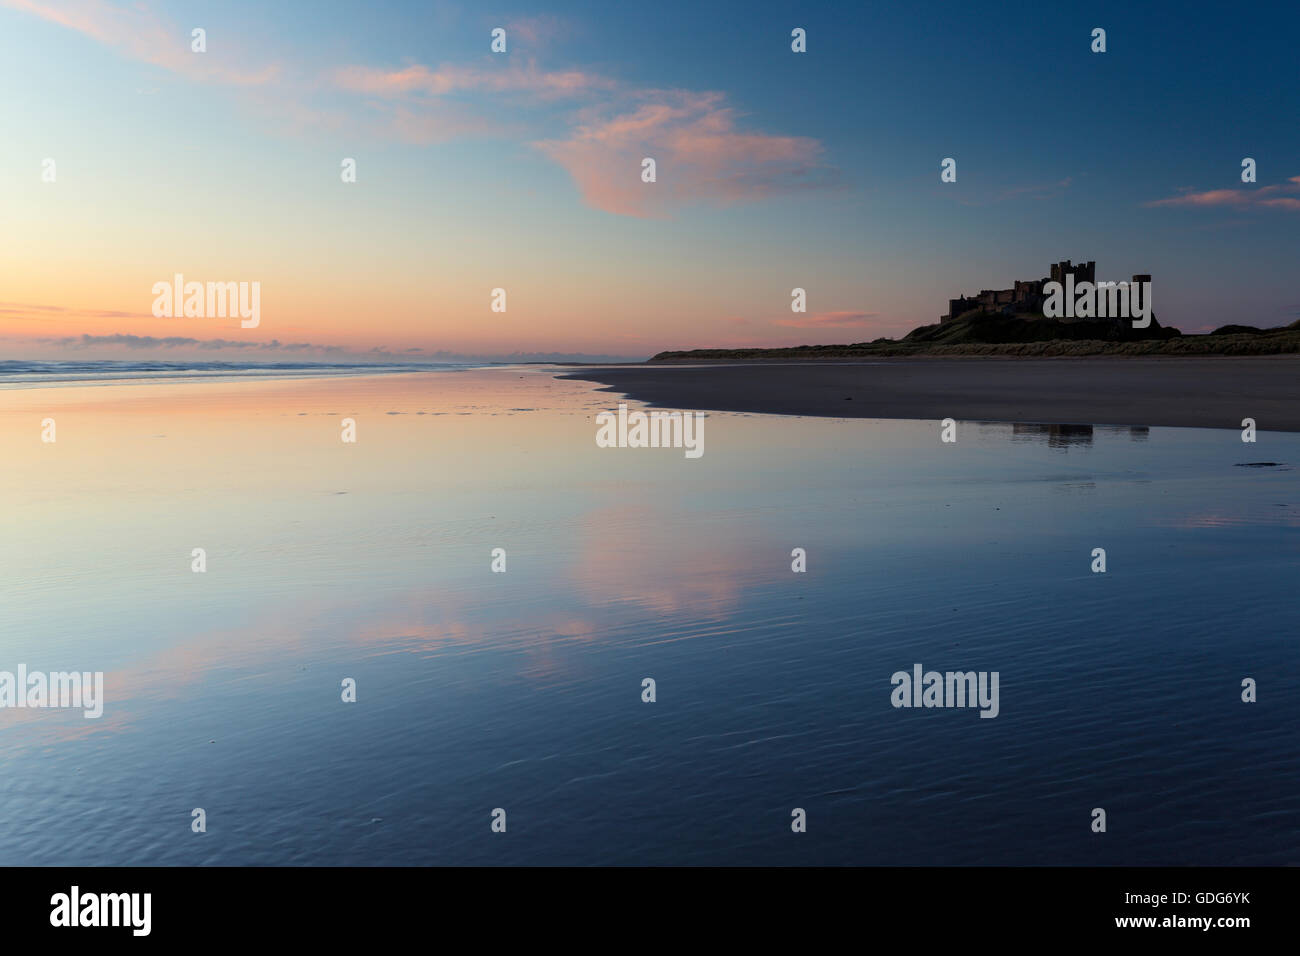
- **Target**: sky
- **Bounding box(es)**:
[1,0,1298,362]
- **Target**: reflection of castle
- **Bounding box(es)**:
[1009,423,1151,447]
[942,260,1150,322]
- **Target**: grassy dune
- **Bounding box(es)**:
[652,313,1300,360]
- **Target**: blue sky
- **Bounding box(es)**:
[1,0,1297,360]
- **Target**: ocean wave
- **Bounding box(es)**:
[0,360,483,388]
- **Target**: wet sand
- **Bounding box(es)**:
[560,357,1300,431]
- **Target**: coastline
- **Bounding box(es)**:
[559,356,1300,431]
[0,361,484,390]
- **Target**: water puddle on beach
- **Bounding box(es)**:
[1,367,1296,864]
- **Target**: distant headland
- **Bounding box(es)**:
[650,259,1300,361]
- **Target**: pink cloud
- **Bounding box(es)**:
[0,301,154,320]
[383,103,508,145]
[533,90,832,217]
[1147,175,1300,210]
[333,62,608,100]
[3,0,280,85]
[11,1,833,217]
[329,60,609,143]
[502,15,567,48]
[773,311,880,329]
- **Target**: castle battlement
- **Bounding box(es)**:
[943,260,1147,323]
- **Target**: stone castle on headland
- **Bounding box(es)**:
[942,260,1151,323]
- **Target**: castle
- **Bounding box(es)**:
[942,260,1151,323]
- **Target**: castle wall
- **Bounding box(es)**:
[944,260,1143,322]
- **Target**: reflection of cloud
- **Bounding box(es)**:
[1160,510,1300,529]
[1,583,593,746]
[570,503,747,617]
[773,310,879,329]
[1146,175,1300,211]
[0,611,314,747]
[534,90,834,218]
[329,587,607,686]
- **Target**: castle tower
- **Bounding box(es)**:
[1050,260,1094,285]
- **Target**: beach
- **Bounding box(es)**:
[2,365,1296,865]
[560,356,1300,431]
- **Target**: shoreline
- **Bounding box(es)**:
[558,356,1300,432]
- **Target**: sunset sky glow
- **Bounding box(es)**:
[2,0,1298,361]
